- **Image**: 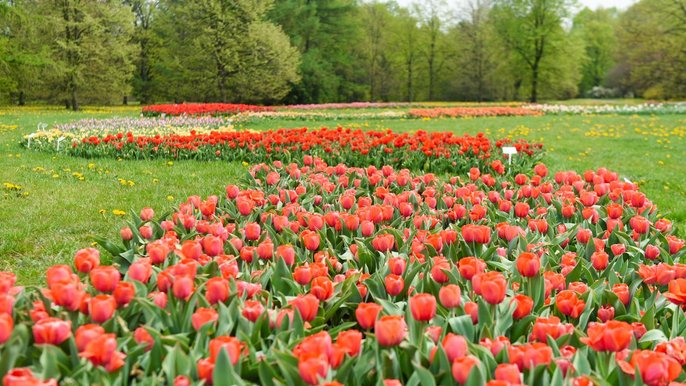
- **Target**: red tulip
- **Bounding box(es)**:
[192,307,218,330]
[617,350,681,386]
[0,313,13,344]
[290,294,320,322]
[372,234,395,252]
[664,278,686,306]
[205,277,229,305]
[134,327,154,351]
[128,259,152,283]
[89,266,121,293]
[241,300,265,322]
[442,333,468,362]
[384,274,404,296]
[581,321,633,352]
[209,336,244,365]
[516,252,540,277]
[375,315,406,347]
[337,330,363,356]
[511,294,533,319]
[113,282,135,306]
[298,355,329,385]
[612,283,630,306]
[89,295,117,323]
[409,293,437,321]
[33,317,72,345]
[2,368,57,386]
[301,230,321,251]
[597,305,615,322]
[356,302,382,329]
[80,333,126,372]
[452,355,480,384]
[310,276,334,301]
[474,271,507,304]
[439,284,462,308]
[464,301,478,324]
[530,316,574,342]
[591,251,609,271]
[555,290,585,318]
[74,248,100,273]
[508,342,553,370]
[462,225,491,244]
[495,363,521,384]
[458,257,486,280]
[276,244,296,265]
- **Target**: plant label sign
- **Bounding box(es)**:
[502,146,517,164]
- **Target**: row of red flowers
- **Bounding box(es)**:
[1,157,685,384]
[58,128,543,174]
[408,107,543,119]
[142,103,274,116]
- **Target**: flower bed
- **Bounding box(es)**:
[1,157,685,385]
[142,103,274,117]
[30,128,543,175]
[523,103,686,115]
[408,107,543,119]
[23,116,234,151]
[232,111,407,123]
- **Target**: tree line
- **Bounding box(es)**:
[1,0,685,109]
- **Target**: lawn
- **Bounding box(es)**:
[1,107,684,284]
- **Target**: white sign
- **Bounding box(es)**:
[502,146,518,164]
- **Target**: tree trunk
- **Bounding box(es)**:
[71,90,79,111]
[18,91,25,106]
[123,95,128,105]
[530,66,539,102]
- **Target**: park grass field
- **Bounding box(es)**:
[1,107,684,284]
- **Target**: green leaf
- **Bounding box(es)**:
[213,348,245,386]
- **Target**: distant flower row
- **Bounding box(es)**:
[408,107,543,119]
[142,103,273,116]
[23,127,543,175]
[22,116,234,149]
[524,103,686,115]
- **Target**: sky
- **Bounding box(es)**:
[395,0,638,12]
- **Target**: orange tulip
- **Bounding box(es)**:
[581,321,633,352]
[375,315,406,347]
[409,293,437,322]
[356,302,382,329]
[617,350,682,386]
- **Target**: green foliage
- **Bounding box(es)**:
[614,0,686,99]
[572,7,618,95]
[1,0,686,104]
[491,0,582,101]
[152,0,300,103]
[30,0,137,110]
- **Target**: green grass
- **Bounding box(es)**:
[1,108,685,284]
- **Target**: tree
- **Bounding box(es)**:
[572,7,617,95]
[391,6,421,102]
[34,0,136,110]
[492,0,573,101]
[449,0,504,101]
[125,0,158,104]
[414,0,452,101]
[154,0,299,103]
[614,0,686,98]
[0,1,51,105]
[270,0,365,103]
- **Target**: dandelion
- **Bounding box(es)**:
[112,209,126,216]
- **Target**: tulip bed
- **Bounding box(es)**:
[408,108,542,119]
[22,116,235,151]
[1,155,686,386]
[32,128,543,175]
[142,103,274,117]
